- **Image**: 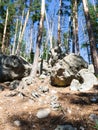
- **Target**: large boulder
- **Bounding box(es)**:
[38,60,51,76]
[0,54,32,82]
[70,66,98,91]
[78,68,98,91]
[50,53,88,87]
[48,46,65,66]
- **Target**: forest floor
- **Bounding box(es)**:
[0,76,98,130]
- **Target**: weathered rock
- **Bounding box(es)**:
[49,46,64,66]
[78,68,98,91]
[50,53,88,87]
[70,68,98,91]
[55,125,76,130]
[36,108,51,119]
[13,120,21,127]
[38,86,49,93]
[89,114,98,122]
[79,126,85,130]
[9,80,20,90]
[50,101,60,110]
[70,79,81,91]
[88,64,95,73]
[0,54,32,82]
[31,91,40,98]
[90,96,98,103]
[39,74,47,79]
[38,60,51,76]
[0,85,4,91]
[50,95,58,101]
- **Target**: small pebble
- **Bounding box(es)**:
[36,108,51,119]
[31,91,40,98]
[50,90,57,94]
[14,120,21,127]
[89,114,98,122]
[38,86,49,93]
[80,126,85,130]
[55,124,76,130]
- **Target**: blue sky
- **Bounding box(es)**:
[23,0,96,63]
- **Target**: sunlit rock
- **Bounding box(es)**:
[50,53,88,87]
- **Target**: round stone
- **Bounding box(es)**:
[36,108,51,119]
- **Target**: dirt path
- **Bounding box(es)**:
[0,78,98,130]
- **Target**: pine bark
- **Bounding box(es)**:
[72,0,79,54]
[92,0,96,12]
[12,19,18,55]
[1,8,9,53]
[57,0,62,46]
[30,0,45,77]
[82,0,98,74]
[16,10,24,54]
[16,10,29,56]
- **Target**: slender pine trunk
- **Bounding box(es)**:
[82,0,98,74]
[12,19,18,55]
[57,0,62,46]
[1,8,8,53]
[30,0,45,77]
[16,10,29,56]
[72,0,79,54]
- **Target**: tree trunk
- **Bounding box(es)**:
[81,20,91,63]
[92,0,96,12]
[82,0,98,74]
[72,0,79,54]
[29,25,34,62]
[17,10,24,52]
[66,17,71,54]
[16,10,29,56]
[45,9,54,49]
[57,0,62,46]
[30,0,45,77]
[45,9,51,50]
[1,8,9,53]
[30,27,33,55]
[75,0,79,54]
[12,19,18,55]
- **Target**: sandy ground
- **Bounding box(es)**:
[0,77,98,130]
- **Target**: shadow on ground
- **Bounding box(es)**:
[8,86,98,130]
[9,110,96,130]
